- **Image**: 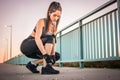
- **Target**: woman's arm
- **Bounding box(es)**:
[35,19,47,55]
[51,26,58,55]
[35,19,55,64]
[51,38,56,55]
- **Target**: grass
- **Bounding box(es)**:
[55,60,120,68]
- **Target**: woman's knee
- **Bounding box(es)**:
[55,52,60,61]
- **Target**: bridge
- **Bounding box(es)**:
[1,0,120,80]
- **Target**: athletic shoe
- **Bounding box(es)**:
[26,62,40,73]
[41,64,59,74]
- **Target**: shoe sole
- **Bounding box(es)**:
[26,65,40,73]
[41,71,60,74]
[41,72,59,75]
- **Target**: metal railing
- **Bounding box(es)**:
[56,0,120,67]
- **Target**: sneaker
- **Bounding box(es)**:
[41,64,59,74]
[26,62,40,73]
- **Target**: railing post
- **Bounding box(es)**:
[117,0,120,56]
[59,31,63,67]
[117,0,120,24]
[79,20,84,68]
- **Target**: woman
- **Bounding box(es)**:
[20,1,62,74]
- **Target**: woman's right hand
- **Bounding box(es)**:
[43,54,54,64]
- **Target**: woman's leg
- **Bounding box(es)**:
[43,43,53,67]
[20,37,44,73]
[31,43,53,67]
[45,43,53,55]
[32,59,46,67]
[21,35,59,74]
[40,36,59,74]
[32,59,43,64]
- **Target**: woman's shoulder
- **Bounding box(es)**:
[38,18,45,22]
[38,18,47,23]
[37,18,45,25]
[36,18,47,29]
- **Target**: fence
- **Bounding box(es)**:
[56,0,120,67]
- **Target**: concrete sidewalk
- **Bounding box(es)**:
[0,63,120,80]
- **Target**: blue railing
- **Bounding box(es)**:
[56,0,120,67]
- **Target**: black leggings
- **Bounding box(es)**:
[20,35,60,60]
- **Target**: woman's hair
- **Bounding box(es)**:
[46,1,62,32]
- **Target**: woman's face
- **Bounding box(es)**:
[49,10,61,23]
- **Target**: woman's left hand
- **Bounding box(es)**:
[51,55,56,64]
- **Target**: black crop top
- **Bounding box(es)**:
[32,18,56,42]
[33,18,48,37]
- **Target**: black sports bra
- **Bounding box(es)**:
[33,18,47,37]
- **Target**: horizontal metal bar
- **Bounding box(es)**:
[57,57,120,63]
[82,9,117,26]
[57,0,117,33]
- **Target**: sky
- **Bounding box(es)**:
[0,0,110,63]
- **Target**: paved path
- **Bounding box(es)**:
[0,63,120,80]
